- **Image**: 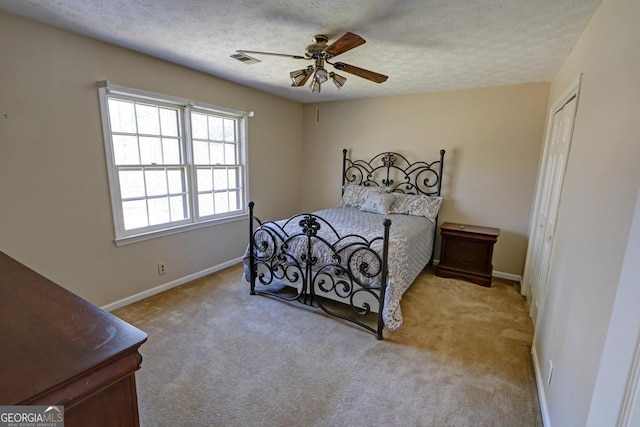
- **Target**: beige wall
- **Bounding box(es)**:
[301,84,550,275]
[532,0,640,425]
[8,6,640,424]
[0,12,303,306]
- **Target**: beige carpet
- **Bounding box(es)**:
[115,264,542,427]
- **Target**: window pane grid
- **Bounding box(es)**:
[109,98,184,167]
[192,140,240,165]
[191,110,239,166]
[196,165,243,218]
[191,112,241,219]
[197,190,243,217]
[118,165,190,230]
[101,85,246,240]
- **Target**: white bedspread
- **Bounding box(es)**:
[245,207,435,330]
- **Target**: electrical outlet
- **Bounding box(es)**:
[158,263,166,275]
[547,360,554,386]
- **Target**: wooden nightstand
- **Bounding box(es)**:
[436,222,500,287]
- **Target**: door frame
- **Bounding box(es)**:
[522,74,582,315]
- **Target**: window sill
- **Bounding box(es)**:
[113,213,248,246]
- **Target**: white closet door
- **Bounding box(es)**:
[527,95,578,324]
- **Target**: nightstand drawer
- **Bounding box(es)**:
[444,249,487,271]
[446,238,487,255]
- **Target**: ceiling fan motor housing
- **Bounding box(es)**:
[305,34,330,58]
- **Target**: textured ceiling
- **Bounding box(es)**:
[0,0,601,104]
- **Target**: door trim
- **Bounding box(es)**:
[522,74,582,310]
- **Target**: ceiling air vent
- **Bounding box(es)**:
[230,51,261,64]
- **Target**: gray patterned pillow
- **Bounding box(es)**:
[389,194,443,222]
[360,191,397,214]
[340,184,382,208]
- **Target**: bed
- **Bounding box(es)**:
[244,149,445,340]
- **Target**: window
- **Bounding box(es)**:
[98,81,249,245]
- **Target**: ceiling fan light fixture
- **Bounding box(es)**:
[314,67,329,84]
[290,67,312,86]
[330,72,347,89]
[310,79,321,93]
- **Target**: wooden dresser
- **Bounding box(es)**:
[0,252,147,427]
[436,222,500,287]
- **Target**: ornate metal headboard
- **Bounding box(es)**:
[342,149,446,196]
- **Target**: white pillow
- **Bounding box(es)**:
[389,194,443,222]
[360,191,396,214]
[340,184,382,208]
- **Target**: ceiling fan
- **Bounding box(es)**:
[234,32,388,93]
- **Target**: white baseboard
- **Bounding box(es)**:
[432,259,522,283]
[493,270,522,282]
[101,256,243,312]
[532,345,552,427]
[104,258,521,312]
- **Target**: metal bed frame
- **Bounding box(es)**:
[247,148,445,339]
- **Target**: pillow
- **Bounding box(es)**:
[389,194,443,222]
[360,191,396,215]
[340,184,382,208]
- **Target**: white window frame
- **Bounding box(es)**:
[98,81,250,246]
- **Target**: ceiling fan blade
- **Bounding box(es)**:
[236,50,306,60]
[323,32,366,57]
[333,62,388,83]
